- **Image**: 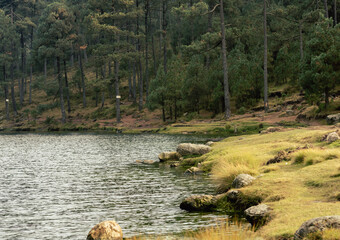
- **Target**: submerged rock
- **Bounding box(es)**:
[244,204,271,227]
[135,160,155,164]
[326,132,339,143]
[294,216,340,240]
[232,174,255,189]
[184,167,204,175]
[180,195,217,212]
[170,162,180,168]
[158,152,181,162]
[87,220,123,240]
[177,143,211,156]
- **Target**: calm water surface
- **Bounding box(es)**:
[0,133,226,239]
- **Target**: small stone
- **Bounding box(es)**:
[135,160,143,164]
[326,132,339,143]
[244,204,271,227]
[184,167,204,175]
[87,220,123,240]
[294,216,340,240]
[232,174,255,189]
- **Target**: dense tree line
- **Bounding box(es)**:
[0,0,339,123]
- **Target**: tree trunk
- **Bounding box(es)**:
[219,0,231,119]
[139,60,143,111]
[163,0,168,73]
[162,97,165,122]
[324,0,329,18]
[299,21,304,61]
[133,62,137,104]
[263,0,269,112]
[20,31,25,106]
[335,0,338,25]
[10,62,17,116]
[84,48,88,63]
[63,60,71,113]
[3,66,9,120]
[70,45,74,67]
[57,57,66,123]
[128,61,133,101]
[29,65,32,104]
[145,0,150,102]
[115,61,121,123]
[79,49,86,108]
[101,92,105,108]
[44,58,47,84]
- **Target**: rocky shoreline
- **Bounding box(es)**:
[86,131,340,239]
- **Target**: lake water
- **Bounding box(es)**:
[0,133,227,239]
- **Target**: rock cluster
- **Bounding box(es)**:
[87,220,123,240]
[294,216,340,240]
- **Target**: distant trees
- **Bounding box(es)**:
[0,0,339,123]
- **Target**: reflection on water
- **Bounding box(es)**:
[0,133,227,239]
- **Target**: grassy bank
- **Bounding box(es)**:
[182,126,340,239]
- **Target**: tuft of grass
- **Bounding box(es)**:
[186,221,257,240]
[293,148,340,165]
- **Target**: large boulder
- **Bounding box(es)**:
[158,152,181,162]
[244,204,271,227]
[294,216,340,240]
[326,132,339,143]
[180,195,217,212]
[327,113,340,125]
[87,220,123,240]
[176,143,211,156]
[232,174,255,189]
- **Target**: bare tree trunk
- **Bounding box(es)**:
[163,0,167,73]
[57,57,66,123]
[299,21,304,61]
[133,62,137,104]
[263,0,269,112]
[145,0,150,102]
[219,0,231,119]
[101,92,105,108]
[139,60,143,111]
[44,58,47,83]
[84,48,88,63]
[10,6,17,116]
[335,0,338,25]
[79,49,86,108]
[70,46,74,67]
[63,60,71,113]
[324,0,329,18]
[115,61,121,123]
[3,66,9,120]
[29,65,32,104]
[128,61,133,101]
[20,31,25,106]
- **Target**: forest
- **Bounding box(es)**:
[0,0,339,125]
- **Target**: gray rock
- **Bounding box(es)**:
[294,216,340,240]
[158,152,181,162]
[206,141,214,146]
[87,220,123,240]
[226,190,240,202]
[327,113,340,125]
[244,204,271,227]
[177,143,211,156]
[184,167,204,175]
[180,195,217,211]
[232,174,255,189]
[326,132,339,143]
